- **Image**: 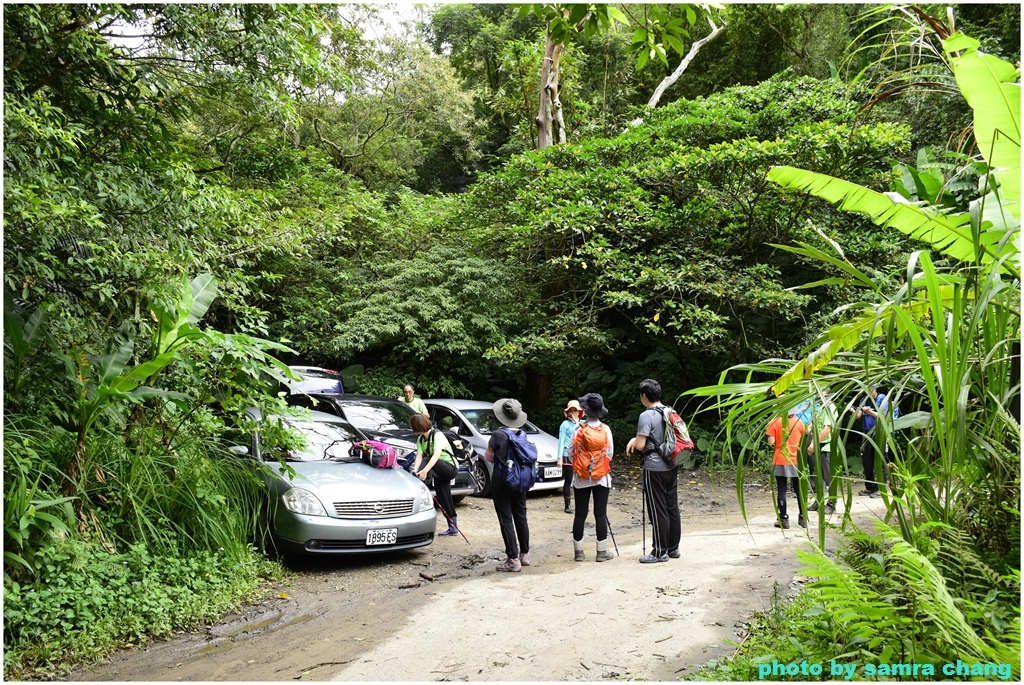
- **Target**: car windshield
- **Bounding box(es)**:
[461,409,540,435]
[342,402,416,432]
[269,421,360,462]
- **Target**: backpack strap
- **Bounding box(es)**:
[642,406,666,455]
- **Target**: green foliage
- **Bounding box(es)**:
[457,74,912,397]
[698,525,1020,681]
[3,537,281,679]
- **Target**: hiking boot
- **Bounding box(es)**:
[639,553,669,564]
[808,501,819,512]
[797,516,808,528]
[564,505,573,514]
[573,538,585,562]
[668,549,681,559]
[823,502,835,515]
[519,552,531,567]
[495,557,521,572]
[439,518,459,536]
[774,517,791,530]
[595,538,613,562]
[869,491,882,499]
[858,489,876,497]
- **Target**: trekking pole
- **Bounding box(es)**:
[641,469,647,556]
[606,516,619,556]
[432,495,469,544]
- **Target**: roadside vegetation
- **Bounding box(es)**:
[3,3,1019,679]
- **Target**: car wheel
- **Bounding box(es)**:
[452,495,465,505]
[473,460,491,498]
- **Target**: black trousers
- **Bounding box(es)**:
[572,485,609,541]
[642,469,680,556]
[491,477,529,558]
[562,461,573,503]
[776,475,805,519]
[431,459,458,524]
[861,441,889,493]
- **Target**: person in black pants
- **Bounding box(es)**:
[409,413,460,536]
[625,379,681,564]
[484,398,532,572]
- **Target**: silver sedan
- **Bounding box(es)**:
[234,409,437,555]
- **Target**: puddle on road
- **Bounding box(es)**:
[198,613,316,655]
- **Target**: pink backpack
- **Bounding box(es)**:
[349,440,397,468]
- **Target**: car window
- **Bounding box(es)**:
[460,409,541,435]
[266,420,360,462]
[340,402,415,432]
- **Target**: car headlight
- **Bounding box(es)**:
[418,483,432,510]
[282,488,328,516]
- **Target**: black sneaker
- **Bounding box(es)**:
[808,501,819,512]
[668,549,680,559]
[797,516,808,528]
[823,503,835,515]
[858,489,877,497]
[774,518,791,530]
[869,491,882,499]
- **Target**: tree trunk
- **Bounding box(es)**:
[536,33,559,149]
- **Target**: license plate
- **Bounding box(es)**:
[544,466,562,479]
[366,528,398,545]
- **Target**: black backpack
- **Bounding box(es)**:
[428,428,475,465]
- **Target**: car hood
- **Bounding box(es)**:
[528,432,560,463]
[269,460,426,502]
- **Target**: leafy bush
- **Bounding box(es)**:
[3,538,281,679]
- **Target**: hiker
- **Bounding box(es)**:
[807,388,838,515]
[854,386,892,498]
[483,398,532,572]
[766,408,807,529]
[409,413,460,536]
[568,393,614,562]
[399,384,429,416]
[625,379,681,564]
[557,399,583,514]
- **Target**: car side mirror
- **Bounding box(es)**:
[228,445,250,457]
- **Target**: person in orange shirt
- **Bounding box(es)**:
[766,410,806,529]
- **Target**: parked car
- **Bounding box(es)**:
[231,408,436,555]
[285,393,477,502]
[286,365,344,394]
[422,399,563,497]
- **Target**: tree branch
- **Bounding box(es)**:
[645,16,727,110]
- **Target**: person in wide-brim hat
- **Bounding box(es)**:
[493,398,528,428]
[486,397,531,573]
[563,399,583,416]
[578,392,609,419]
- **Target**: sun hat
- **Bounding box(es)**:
[563,400,583,416]
[493,398,528,429]
[578,392,608,420]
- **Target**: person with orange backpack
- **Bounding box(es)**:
[568,393,615,562]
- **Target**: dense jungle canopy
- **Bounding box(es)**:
[3,2,1020,679]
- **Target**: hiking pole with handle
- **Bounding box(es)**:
[431,495,469,544]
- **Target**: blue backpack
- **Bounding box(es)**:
[500,427,538,492]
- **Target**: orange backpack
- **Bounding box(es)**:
[572,424,611,481]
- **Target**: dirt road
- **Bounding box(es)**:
[69,469,875,682]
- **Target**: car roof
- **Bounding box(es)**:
[422,399,495,410]
[298,393,407,406]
